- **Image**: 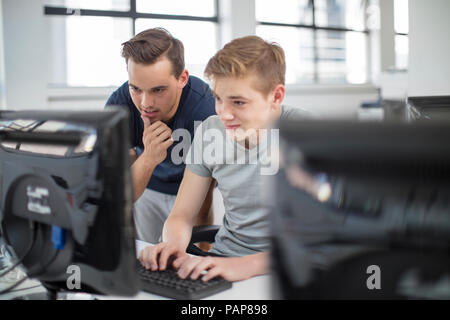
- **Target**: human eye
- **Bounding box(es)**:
[233,100,245,107]
[129,85,141,94]
[153,87,165,94]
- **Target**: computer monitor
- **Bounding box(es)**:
[269,119,450,299]
[0,107,140,298]
[382,99,408,122]
[407,95,450,121]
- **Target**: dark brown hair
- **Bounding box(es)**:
[204,35,285,96]
[121,28,185,78]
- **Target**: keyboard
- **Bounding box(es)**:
[136,261,233,299]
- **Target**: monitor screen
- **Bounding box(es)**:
[269,119,450,299]
[0,108,140,297]
[407,95,450,121]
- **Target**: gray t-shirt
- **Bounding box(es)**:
[186,105,310,256]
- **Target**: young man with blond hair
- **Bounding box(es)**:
[139,35,309,281]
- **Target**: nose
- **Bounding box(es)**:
[141,92,154,109]
[217,102,234,121]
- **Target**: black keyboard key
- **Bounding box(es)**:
[136,261,232,299]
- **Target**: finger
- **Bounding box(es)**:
[177,257,202,279]
[139,246,147,261]
[190,258,215,280]
[143,126,169,148]
[150,125,169,138]
[148,121,169,133]
[172,255,189,270]
[146,247,159,271]
[138,248,145,264]
[158,245,178,270]
[161,137,174,149]
[139,246,152,269]
[202,266,222,282]
[140,246,152,269]
[147,243,165,271]
[142,246,153,270]
[141,115,151,129]
[154,130,173,144]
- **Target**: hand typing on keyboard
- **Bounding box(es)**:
[136,258,232,299]
[173,255,256,282]
[138,242,187,272]
[139,243,267,282]
[137,243,234,299]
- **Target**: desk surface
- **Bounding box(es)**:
[1,240,272,300]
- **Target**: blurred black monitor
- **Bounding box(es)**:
[0,108,140,298]
[382,99,408,122]
[407,95,450,121]
[270,119,450,299]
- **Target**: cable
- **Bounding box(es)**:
[0,223,37,279]
[0,236,60,296]
[0,222,37,294]
[29,247,60,278]
[7,284,43,294]
[0,274,30,294]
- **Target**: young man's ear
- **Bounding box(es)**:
[271,84,285,109]
[177,69,189,89]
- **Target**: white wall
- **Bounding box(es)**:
[2,0,50,109]
[408,0,450,96]
[46,86,115,110]
[285,84,379,119]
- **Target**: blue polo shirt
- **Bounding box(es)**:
[105,75,216,195]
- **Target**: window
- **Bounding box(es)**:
[136,1,215,17]
[394,0,409,70]
[44,0,219,87]
[256,0,369,84]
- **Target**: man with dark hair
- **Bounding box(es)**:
[106,28,216,244]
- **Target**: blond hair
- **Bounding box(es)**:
[204,35,285,96]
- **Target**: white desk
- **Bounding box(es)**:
[0,278,48,300]
[1,240,272,300]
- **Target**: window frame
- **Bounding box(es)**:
[394,0,409,70]
[43,0,220,87]
[44,0,220,36]
[256,0,370,84]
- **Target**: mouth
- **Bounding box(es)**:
[224,124,240,130]
[141,109,159,118]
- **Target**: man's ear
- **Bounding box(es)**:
[271,84,285,110]
[177,69,189,89]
